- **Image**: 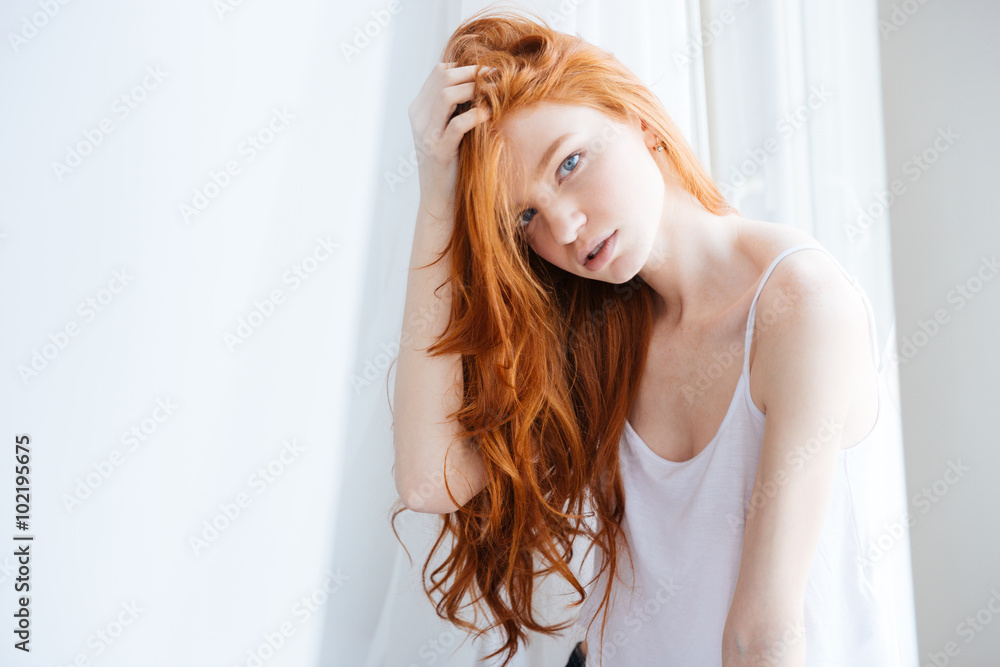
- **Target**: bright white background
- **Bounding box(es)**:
[0,0,996,665]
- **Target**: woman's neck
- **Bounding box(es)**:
[638,192,750,331]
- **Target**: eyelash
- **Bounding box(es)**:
[518,150,585,228]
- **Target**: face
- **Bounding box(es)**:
[498,102,665,282]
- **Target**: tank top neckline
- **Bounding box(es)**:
[624,371,748,466]
[623,241,880,467]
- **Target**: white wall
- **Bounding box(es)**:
[876,0,1000,664]
[0,1,376,665]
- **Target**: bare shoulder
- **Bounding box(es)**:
[733,218,869,345]
[754,248,868,334]
[735,219,854,308]
[734,221,875,418]
[735,217,818,266]
[750,240,876,418]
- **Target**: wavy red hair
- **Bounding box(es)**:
[389,6,737,666]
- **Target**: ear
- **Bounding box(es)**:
[638,118,658,150]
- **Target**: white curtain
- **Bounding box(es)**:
[339,1,911,666]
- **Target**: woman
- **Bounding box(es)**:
[391,7,915,667]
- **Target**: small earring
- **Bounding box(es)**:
[653,136,665,152]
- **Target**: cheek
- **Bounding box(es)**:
[539,243,570,271]
[586,160,626,211]
[592,142,651,197]
[587,158,651,220]
[528,237,577,274]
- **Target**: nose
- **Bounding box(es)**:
[546,200,586,246]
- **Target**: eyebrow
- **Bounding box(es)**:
[535,132,575,179]
[513,132,575,207]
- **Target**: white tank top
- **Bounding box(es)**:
[575,243,920,666]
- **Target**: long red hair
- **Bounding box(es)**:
[389,7,736,665]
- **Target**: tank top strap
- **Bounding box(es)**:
[742,243,880,373]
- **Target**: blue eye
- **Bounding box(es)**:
[560,152,581,173]
[518,151,584,228]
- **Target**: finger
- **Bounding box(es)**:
[445,105,491,138]
[413,63,452,109]
[443,63,497,82]
[437,82,476,129]
[414,66,471,124]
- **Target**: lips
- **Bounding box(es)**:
[581,231,614,266]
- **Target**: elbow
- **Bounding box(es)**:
[721,620,807,667]
[721,629,750,667]
[394,469,464,514]
[393,434,486,514]
[398,485,460,514]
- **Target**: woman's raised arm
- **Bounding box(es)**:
[392,62,493,513]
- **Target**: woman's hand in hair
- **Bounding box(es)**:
[407,61,493,223]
